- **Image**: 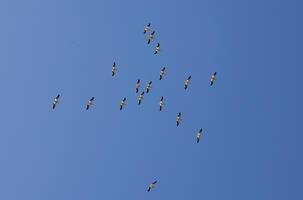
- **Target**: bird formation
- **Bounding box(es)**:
[52,22,218,193]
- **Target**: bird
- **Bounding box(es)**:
[52,94,60,109]
[176,112,182,126]
[197,128,202,143]
[147,31,155,44]
[138,92,145,105]
[135,79,141,93]
[210,72,217,86]
[146,81,153,93]
[159,67,166,80]
[147,180,158,192]
[143,23,151,34]
[120,97,126,110]
[184,75,191,90]
[159,96,164,111]
[112,62,117,76]
[154,43,160,54]
[86,97,95,110]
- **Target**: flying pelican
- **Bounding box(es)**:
[120,97,126,110]
[86,97,95,110]
[112,62,117,76]
[147,180,158,192]
[136,79,141,93]
[176,112,182,126]
[159,67,166,80]
[210,72,217,86]
[52,94,60,109]
[138,91,145,105]
[143,23,151,34]
[197,128,202,143]
[159,96,164,111]
[184,75,191,90]
[147,31,155,44]
[154,43,160,54]
[146,81,153,93]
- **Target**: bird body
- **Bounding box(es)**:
[147,31,155,44]
[138,92,145,105]
[210,72,217,86]
[147,180,158,192]
[154,43,160,54]
[197,129,202,143]
[112,62,116,76]
[86,97,95,110]
[52,94,60,109]
[176,112,182,126]
[136,79,141,93]
[159,67,166,80]
[184,75,191,89]
[144,23,151,34]
[146,81,152,93]
[159,96,164,111]
[120,97,126,110]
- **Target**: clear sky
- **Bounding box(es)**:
[0,0,302,199]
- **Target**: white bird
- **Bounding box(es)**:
[136,79,141,93]
[144,23,151,34]
[159,96,164,111]
[86,97,95,110]
[138,92,145,105]
[159,67,166,80]
[184,75,191,90]
[176,112,182,126]
[112,62,117,76]
[120,97,126,110]
[197,128,202,143]
[154,43,160,54]
[147,180,158,192]
[210,72,217,86]
[52,94,60,109]
[146,81,153,93]
[147,31,155,44]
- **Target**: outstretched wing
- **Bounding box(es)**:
[90,97,95,101]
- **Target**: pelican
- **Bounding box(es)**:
[159,67,166,80]
[138,91,145,105]
[147,31,155,44]
[159,96,164,111]
[120,97,126,110]
[143,23,151,34]
[146,81,153,93]
[176,112,182,126]
[86,97,95,110]
[154,43,160,54]
[147,180,158,192]
[197,128,202,143]
[184,75,191,90]
[52,94,60,109]
[136,79,141,93]
[112,62,117,76]
[210,72,217,86]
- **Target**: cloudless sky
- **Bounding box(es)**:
[0,0,302,199]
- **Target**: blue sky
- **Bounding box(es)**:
[0,0,302,199]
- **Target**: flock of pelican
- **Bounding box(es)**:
[52,22,218,193]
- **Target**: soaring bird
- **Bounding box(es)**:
[159,67,166,80]
[138,92,145,105]
[210,72,217,86]
[147,180,158,192]
[120,97,126,110]
[52,94,60,109]
[176,112,182,126]
[184,75,192,90]
[144,23,151,34]
[146,81,153,93]
[135,79,141,93]
[86,97,95,110]
[159,96,164,111]
[147,31,155,44]
[197,128,202,143]
[112,62,117,76]
[154,43,160,54]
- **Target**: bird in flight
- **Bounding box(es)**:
[210,72,217,86]
[147,180,158,192]
[143,23,151,34]
[154,43,160,54]
[135,79,141,93]
[184,75,191,90]
[86,97,95,110]
[176,112,182,126]
[147,31,155,44]
[120,97,126,110]
[112,62,117,76]
[52,94,60,109]
[159,96,164,111]
[197,128,202,143]
[138,92,145,105]
[146,81,153,93]
[159,67,166,80]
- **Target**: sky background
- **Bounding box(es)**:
[0,0,302,199]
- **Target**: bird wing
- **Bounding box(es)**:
[86,105,90,110]
[56,94,60,99]
[153,181,157,184]
[90,97,95,101]
[52,103,56,109]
